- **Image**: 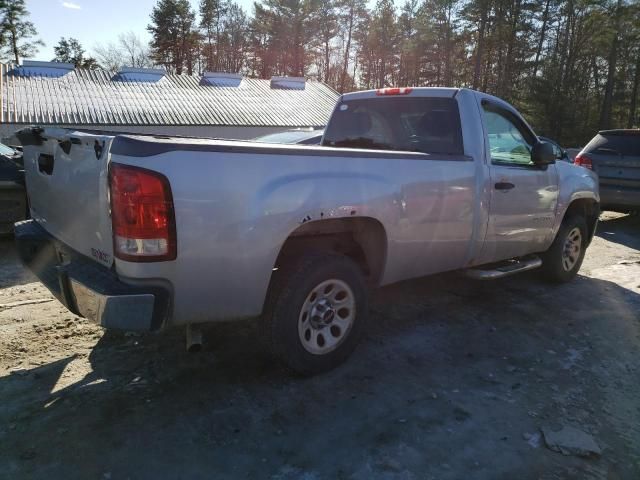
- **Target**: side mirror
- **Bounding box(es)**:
[531,141,556,166]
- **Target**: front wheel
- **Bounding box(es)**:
[263,253,368,375]
[541,215,588,283]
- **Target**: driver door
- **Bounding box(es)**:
[481,101,559,262]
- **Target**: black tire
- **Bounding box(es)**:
[541,215,588,283]
[262,252,368,375]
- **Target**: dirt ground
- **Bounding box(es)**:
[1,213,639,480]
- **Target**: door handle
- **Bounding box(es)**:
[495,182,515,191]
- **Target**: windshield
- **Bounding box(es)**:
[322,97,463,155]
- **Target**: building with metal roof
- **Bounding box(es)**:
[0,61,339,140]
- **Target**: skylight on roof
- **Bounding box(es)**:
[17,60,74,78]
[114,67,166,82]
[270,76,306,90]
[202,72,243,87]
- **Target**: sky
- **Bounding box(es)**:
[26,0,254,61]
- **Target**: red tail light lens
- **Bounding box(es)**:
[109,163,176,262]
[376,87,413,96]
[574,153,593,169]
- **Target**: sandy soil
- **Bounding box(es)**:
[1,213,639,479]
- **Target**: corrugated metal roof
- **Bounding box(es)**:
[0,63,339,127]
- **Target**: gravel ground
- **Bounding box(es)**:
[1,212,639,479]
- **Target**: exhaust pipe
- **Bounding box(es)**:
[186,324,202,353]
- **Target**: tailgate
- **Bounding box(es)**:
[17,127,115,267]
[587,133,640,189]
[593,154,640,189]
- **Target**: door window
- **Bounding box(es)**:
[482,104,535,166]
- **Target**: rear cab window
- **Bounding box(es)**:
[322,97,464,156]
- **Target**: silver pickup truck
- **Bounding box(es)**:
[14,87,599,374]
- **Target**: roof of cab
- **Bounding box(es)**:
[341,87,460,101]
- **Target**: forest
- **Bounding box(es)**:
[1,0,639,145]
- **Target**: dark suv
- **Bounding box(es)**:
[575,130,640,213]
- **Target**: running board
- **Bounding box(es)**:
[465,255,542,280]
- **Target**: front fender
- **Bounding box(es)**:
[551,162,599,237]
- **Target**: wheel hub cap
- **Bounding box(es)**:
[561,227,582,272]
[298,279,356,355]
[310,299,336,328]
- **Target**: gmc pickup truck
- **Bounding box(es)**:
[14,87,599,374]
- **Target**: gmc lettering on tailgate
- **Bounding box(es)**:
[91,248,111,265]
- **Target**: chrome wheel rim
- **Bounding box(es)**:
[298,279,356,355]
[562,227,582,272]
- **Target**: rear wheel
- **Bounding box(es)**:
[263,252,368,375]
[541,215,587,283]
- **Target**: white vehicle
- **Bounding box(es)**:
[15,87,599,374]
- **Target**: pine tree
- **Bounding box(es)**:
[53,37,98,69]
[200,0,227,71]
[220,3,248,72]
[357,0,398,88]
[314,0,340,83]
[0,0,43,63]
[148,0,199,74]
[337,0,367,92]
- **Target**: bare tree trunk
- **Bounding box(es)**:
[324,38,331,83]
[340,9,354,93]
[502,0,522,98]
[482,39,492,91]
[599,0,623,130]
[472,1,489,90]
[11,29,19,64]
[628,52,640,128]
[443,1,452,86]
[215,10,221,71]
[532,0,551,77]
[208,30,214,71]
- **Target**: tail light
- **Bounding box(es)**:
[376,87,413,96]
[574,153,593,169]
[109,163,177,262]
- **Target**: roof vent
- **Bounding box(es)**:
[270,76,306,90]
[17,60,74,77]
[202,72,243,87]
[114,67,166,82]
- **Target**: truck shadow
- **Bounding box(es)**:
[2,269,639,478]
[596,212,640,250]
[0,238,35,289]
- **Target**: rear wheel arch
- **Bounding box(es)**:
[272,217,388,288]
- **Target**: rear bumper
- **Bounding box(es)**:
[14,219,169,331]
[600,184,640,210]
